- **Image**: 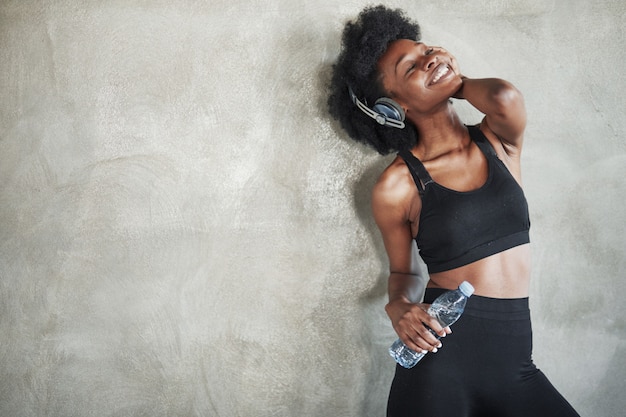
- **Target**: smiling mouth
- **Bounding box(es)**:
[430,64,451,85]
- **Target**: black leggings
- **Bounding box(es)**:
[387,289,580,417]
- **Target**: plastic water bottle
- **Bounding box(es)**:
[389,281,475,369]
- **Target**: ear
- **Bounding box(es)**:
[388,94,408,113]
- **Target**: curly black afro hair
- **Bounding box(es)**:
[328,5,421,155]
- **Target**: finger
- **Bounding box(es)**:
[410,335,441,353]
[402,336,428,355]
[407,307,446,348]
[406,314,443,344]
[421,316,447,338]
[409,324,443,352]
[400,324,433,352]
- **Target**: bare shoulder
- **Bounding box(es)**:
[373,157,413,202]
[371,156,421,224]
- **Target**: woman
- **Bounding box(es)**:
[328,5,580,417]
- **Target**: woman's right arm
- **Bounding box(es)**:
[371,165,450,354]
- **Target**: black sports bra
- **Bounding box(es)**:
[398,125,530,273]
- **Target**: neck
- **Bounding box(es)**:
[408,103,469,160]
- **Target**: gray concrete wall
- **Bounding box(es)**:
[1,1,624,416]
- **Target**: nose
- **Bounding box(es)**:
[424,55,438,71]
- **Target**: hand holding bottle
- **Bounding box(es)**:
[386,298,450,354]
[389,282,475,368]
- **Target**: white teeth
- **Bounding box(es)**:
[432,65,449,84]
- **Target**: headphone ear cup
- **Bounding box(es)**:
[347,85,406,129]
[373,98,406,122]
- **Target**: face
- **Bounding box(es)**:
[377,39,462,116]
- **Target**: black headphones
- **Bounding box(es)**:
[348,86,405,129]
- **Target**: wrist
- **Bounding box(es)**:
[385,297,413,318]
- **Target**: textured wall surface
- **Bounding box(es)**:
[1,0,624,416]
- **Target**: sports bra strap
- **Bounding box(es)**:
[399,125,494,196]
[398,149,433,196]
[467,125,498,158]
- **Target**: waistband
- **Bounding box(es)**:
[424,288,529,320]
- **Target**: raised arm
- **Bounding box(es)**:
[454,77,526,155]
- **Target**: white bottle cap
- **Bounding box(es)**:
[459,281,475,297]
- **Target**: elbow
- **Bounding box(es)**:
[487,80,527,143]
[490,81,525,118]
